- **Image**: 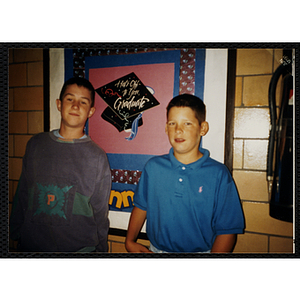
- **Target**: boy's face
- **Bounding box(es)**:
[165,106,208,162]
[56,84,95,131]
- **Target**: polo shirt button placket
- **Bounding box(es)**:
[179,166,186,182]
[175,166,185,197]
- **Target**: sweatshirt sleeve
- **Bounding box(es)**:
[9,155,29,242]
[89,152,112,252]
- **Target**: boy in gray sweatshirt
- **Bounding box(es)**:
[10,77,111,252]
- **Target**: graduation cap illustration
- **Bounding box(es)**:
[96,72,160,140]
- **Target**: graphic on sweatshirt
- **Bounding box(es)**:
[34,183,73,219]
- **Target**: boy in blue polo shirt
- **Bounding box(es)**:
[125,94,244,253]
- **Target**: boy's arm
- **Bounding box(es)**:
[90,155,112,252]
[125,206,152,253]
[210,234,237,253]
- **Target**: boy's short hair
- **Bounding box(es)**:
[59,77,96,107]
[166,94,206,124]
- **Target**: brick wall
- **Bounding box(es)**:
[232,49,293,253]
[8,48,44,250]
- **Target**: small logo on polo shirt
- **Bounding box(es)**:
[198,186,203,193]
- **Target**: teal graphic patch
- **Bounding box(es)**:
[34,184,73,219]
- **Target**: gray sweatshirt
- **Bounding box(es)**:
[10,131,111,252]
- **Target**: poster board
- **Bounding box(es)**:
[49,47,228,231]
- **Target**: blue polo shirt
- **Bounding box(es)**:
[133,148,245,252]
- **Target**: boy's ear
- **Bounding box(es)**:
[88,107,96,118]
[56,99,62,112]
[200,121,209,136]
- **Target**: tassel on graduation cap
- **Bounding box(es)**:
[125,112,143,141]
[96,72,160,140]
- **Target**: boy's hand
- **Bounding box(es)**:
[125,241,153,253]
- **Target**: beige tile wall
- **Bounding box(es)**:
[232,49,293,254]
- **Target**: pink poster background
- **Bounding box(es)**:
[89,63,175,155]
